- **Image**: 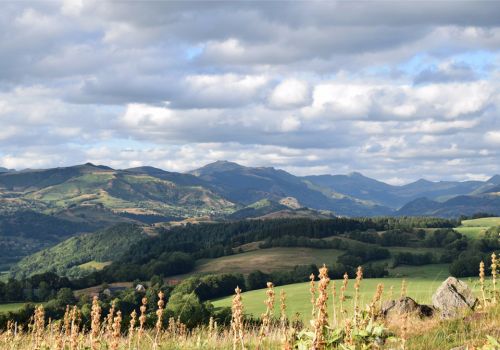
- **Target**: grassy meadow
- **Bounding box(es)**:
[212,275,485,320]
[0,303,26,313]
[193,247,344,275]
[455,217,500,239]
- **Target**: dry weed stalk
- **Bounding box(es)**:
[340,272,349,316]
[312,264,330,349]
[354,266,363,326]
[492,252,497,304]
[231,286,245,350]
[90,296,101,350]
[129,309,137,348]
[154,291,165,347]
[400,279,407,298]
[69,306,80,350]
[63,305,71,340]
[309,273,316,316]
[110,310,122,350]
[369,283,384,322]
[33,305,45,350]
[258,282,275,348]
[480,260,487,306]
[138,297,147,339]
[280,289,287,327]
[106,301,116,337]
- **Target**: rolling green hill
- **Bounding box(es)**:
[212,276,485,320]
[10,223,147,279]
[455,217,500,238]
[1,161,500,271]
[398,195,500,218]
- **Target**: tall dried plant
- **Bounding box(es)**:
[33,305,45,350]
[309,273,316,316]
[312,264,330,349]
[354,266,363,326]
[231,286,245,350]
[340,272,349,316]
[258,282,275,347]
[138,297,147,339]
[480,260,487,306]
[154,291,165,348]
[110,310,122,350]
[90,296,101,350]
[491,252,497,304]
[129,309,137,349]
[280,289,287,327]
[400,279,407,298]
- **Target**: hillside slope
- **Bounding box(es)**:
[190,161,393,216]
[10,223,146,279]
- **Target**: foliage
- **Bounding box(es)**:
[10,223,146,279]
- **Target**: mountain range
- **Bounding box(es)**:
[1,160,499,218]
[0,160,499,269]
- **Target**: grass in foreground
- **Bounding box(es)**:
[212,275,485,319]
[1,255,498,349]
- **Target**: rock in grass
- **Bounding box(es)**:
[432,277,478,319]
[382,296,434,318]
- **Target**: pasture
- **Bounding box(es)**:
[455,217,500,238]
[193,247,344,275]
[0,303,26,314]
[212,276,485,320]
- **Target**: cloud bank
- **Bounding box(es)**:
[0,0,499,183]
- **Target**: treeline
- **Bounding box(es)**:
[67,217,456,287]
[0,272,71,303]
[449,227,500,277]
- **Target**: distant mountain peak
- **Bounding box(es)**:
[487,175,500,184]
[414,178,432,184]
[189,160,245,176]
[347,171,364,177]
[76,163,113,171]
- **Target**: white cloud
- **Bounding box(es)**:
[268,79,311,109]
[0,1,499,182]
[485,131,500,145]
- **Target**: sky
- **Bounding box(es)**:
[0,0,499,184]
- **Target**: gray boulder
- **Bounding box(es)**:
[432,277,478,319]
[382,296,434,318]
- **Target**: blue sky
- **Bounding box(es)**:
[0,1,499,184]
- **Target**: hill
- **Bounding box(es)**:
[10,223,146,279]
[305,173,492,208]
[1,161,500,269]
[0,210,93,271]
[398,194,500,218]
[190,161,393,216]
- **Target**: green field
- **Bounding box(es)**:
[388,263,450,279]
[78,260,111,271]
[212,276,485,320]
[455,217,500,239]
[186,244,446,277]
[193,247,344,275]
[461,217,500,227]
[0,303,27,314]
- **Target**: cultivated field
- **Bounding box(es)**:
[193,247,344,275]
